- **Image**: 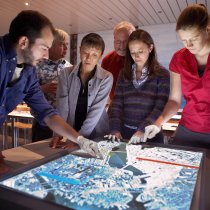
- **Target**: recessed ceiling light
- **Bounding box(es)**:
[25,2,29,6]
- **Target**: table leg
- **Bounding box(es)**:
[2,121,8,149]
[11,117,18,148]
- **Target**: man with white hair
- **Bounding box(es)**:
[32,29,72,141]
[102,21,135,100]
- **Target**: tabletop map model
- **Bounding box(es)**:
[0,141,203,210]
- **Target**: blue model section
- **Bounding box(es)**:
[0,143,203,210]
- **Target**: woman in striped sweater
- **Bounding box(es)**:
[107,29,170,144]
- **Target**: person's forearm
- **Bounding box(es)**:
[44,115,80,143]
[154,100,180,127]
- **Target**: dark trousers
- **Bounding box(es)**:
[171,125,210,149]
[32,120,53,142]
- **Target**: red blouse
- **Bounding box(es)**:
[170,48,210,133]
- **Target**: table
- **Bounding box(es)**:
[0,140,209,210]
[1,139,78,170]
[5,110,34,148]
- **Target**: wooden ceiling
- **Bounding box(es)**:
[0,0,209,35]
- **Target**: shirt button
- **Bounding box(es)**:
[9,70,12,73]
[5,59,8,62]
[13,58,16,60]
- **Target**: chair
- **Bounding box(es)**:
[0,122,8,150]
[4,104,34,148]
[6,120,33,147]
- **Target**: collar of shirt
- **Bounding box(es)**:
[132,64,148,88]
[46,59,65,66]
[77,63,97,87]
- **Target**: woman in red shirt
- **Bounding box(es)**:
[144,4,210,148]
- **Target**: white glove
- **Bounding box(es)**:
[104,134,121,143]
[77,136,103,159]
[128,135,144,144]
[143,125,161,141]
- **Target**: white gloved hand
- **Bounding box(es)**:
[77,136,103,159]
[143,125,161,141]
[104,134,121,143]
[128,135,143,144]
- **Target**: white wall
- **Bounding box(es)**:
[142,23,183,69]
[77,23,183,69]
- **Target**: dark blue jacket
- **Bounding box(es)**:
[0,34,57,127]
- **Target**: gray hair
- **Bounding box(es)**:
[53,28,69,43]
[113,21,136,36]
